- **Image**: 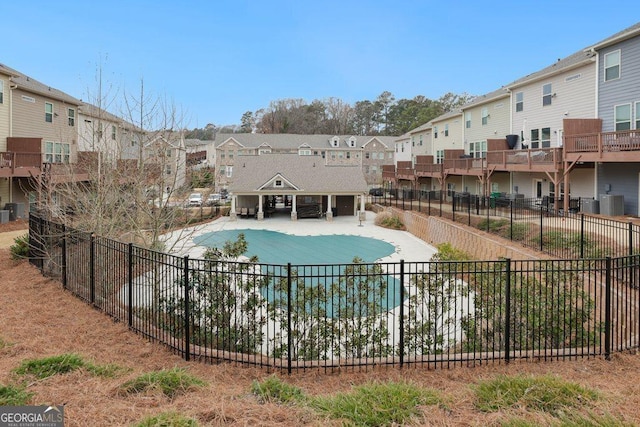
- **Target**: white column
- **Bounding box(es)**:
[257,195,264,220]
[291,194,297,220]
[326,194,333,221]
[230,195,238,220]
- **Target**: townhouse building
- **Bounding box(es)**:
[0,63,83,216]
[386,22,640,216]
[213,133,395,192]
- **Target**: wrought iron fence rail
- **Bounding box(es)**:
[27,214,640,372]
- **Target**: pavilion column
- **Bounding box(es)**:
[257,195,264,221]
[230,195,238,220]
[359,194,366,222]
[326,194,333,221]
[291,194,297,221]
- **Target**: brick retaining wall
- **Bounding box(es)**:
[385,207,548,261]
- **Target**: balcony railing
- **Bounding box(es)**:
[486,147,562,171]
[0,152,43,177]
[414,163,443,176]
[564,130,640,156]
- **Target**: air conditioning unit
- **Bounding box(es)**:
[581,199,600,214]
[600,194,624,216]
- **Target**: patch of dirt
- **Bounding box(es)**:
[2,245,640,426]
[0,219,28,249]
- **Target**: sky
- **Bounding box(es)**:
[5,1,639,128]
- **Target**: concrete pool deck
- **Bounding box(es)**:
[168,212,437,263]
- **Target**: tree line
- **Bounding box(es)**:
[186,91,475,139]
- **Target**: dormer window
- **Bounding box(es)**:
[275,179,283,187]
[348,136,356,147]
[331,136,339,147]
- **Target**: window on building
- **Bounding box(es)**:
[226,166,233,177]
[45,102,53,123]
[371,152,377,160]
[465,112,471,128]
[165,165,172,175]
[515,92,523,112]
[275,179,282,187]
[542,83,553,106]
[220,153,225,160]
[44,142,70,163]
[371,165,378,174]
[436,149,444,164]
[444,124,449,136]
[434,126,438,138]
[346,152,351,159]
[299,149,312,155]
[67,108,75,126]
[530,129,540,148]
[419,135,423,145]
[541,127,551,147]
[411,137,415,147]
[604,50,621,81]
[636,102,640,129]
[615,104,631,131]
[229,152,234,159]
[219,166,225,175]
[481,108,488,125]
[0,81,4,104]
[469,141,487,158]
[321,151,326,158]
[258,148,271,154]
[111,125,116,140]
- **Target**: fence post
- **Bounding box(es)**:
[128,243,133,328]
[510,201,514,241]
[467,194,471,226]
[452,191,456,222]
[580,214,585,259]
[629,222,634,257]
[486,197,490,232]
[183,255,190,362]
[605,257,612,360]
[399,259,405,369]
[539,207,544,252]
[90,234,95,305]
[504,258,512,364]
[428,191,431,216]
[287,262,292,375]
[62,224,67,290]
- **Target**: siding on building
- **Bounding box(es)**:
[598,162,640,215]
[511,60,596,147]
[597,34,640,132]
[463,93,511,149]
[11,88,79,162]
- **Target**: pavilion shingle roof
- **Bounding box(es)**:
[229,154,368,194]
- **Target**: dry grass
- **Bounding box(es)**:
[2,243,640,425]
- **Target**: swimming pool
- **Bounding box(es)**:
[192,229,396,264]
[192,229,403,315]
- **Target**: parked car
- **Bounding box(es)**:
[207,193,221,206]
[369,187,384,196]
[188,192,203,207]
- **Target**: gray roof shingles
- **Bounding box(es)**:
[229,154,368,194]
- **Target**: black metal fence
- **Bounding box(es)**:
[28,214,640,372]
[371,188,640,260]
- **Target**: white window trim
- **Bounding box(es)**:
[67,108,75,126]
[45,102,53,123]
[614,103,632,131]
[635,101,640,129]
[515,91,524,112]
[465,112,471,128]
[481,108,488,125]
[0,80,3,104]
[604,49,621,82]
[542,83,553,106]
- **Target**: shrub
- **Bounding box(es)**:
[375,211,405,230]
[10,234,29,260]
[433,242,471,261]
